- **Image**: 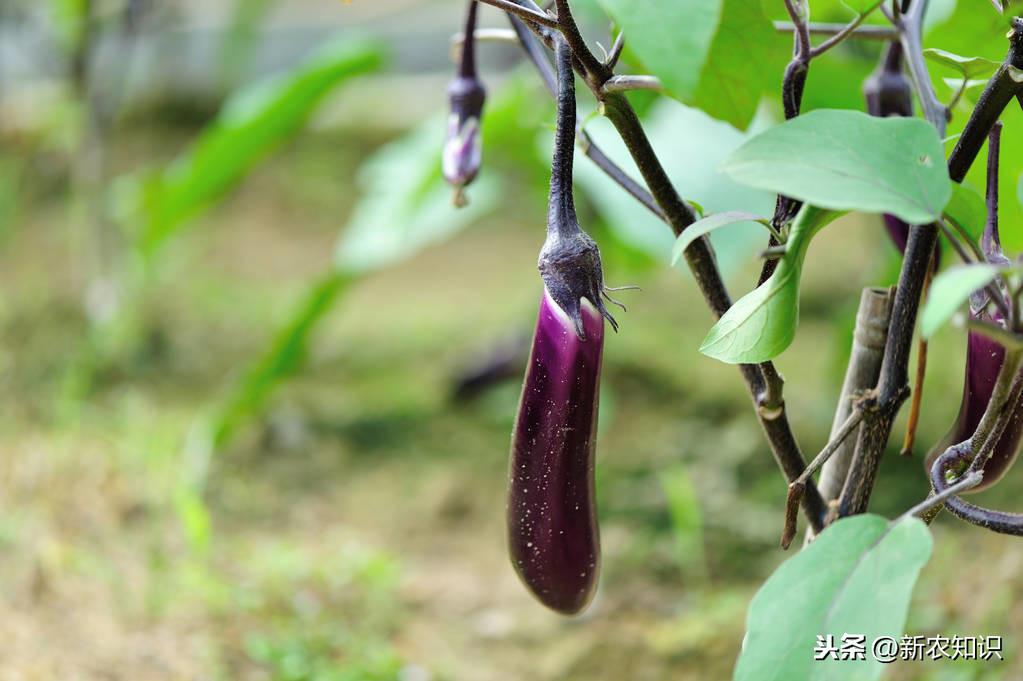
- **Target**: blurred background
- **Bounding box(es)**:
[2,0,1023,679]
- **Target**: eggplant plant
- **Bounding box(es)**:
[444,0,1023,677]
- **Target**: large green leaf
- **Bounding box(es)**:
[598,0,722,105]
[734,515,933,681]
[700,205,841,364]
[124,39,384,256]
[920,264,1001,338]
[689,0,786,130]
[598,0,781,129]
[722,110,951,224]
[576,101,775,274]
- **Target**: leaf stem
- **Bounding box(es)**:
[773,21,899,40]
[475,0,558,29]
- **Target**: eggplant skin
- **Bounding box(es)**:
[926,319,1023,492]
[508,289,603,615]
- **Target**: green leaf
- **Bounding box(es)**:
[841,0,885,14]
[671,211,769,266]
[924,48,1001,79]
[205,271,353,451]
[722,109,951,224]
[921,264,1001,338]
[123,39,384,256]
[198,80,516,452]
[598,0,783,129]
[334,115,499,274]
[689,0,786,130]
[943,181,987,239]
[734,515,933,681]
[598,0,721,104]
[700,205,841,364]
[576,101,775,274]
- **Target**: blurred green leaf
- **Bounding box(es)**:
[921,263,1001,338]
[841,0,885,12]
[689,0,786,130]
[576,101,775,272]
[175,487,213,555]
[943,180,987,239]
[202,81,512,451]
[924,48,1001,79]
[700,205,841,364]
[598,0,721,107]
[124,39,384,256]
[723,110,951,224]
[659,466,707,579]
[205,271,352,451]
[671,211,770,266]
[334,117,499,274]
[735,515,932,681]
[600,0,782,129]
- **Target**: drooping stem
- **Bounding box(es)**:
[508,15,663,220]
[460,1,480,78]
[548,38,577,240]
[983,121,1003,258]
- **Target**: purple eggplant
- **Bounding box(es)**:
[864,43,919,253]
[507,38,618,615]
[926,124,1023,491]
[926,309,1023,492]
[509,290,604,614]
[443,1,486,203]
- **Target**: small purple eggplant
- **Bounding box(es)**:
[864,44,917,253]
[926,308,1023,492]
[443,1,486,205]
[926,124,1023,492]
[507,38,619,615]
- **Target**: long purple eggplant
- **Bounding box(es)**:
[507,37,617,615]
[509,290,604,614]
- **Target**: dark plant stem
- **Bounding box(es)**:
[946,19,1023,180]
[477,0,558,29]
[553,0,609,88]
[508,16,664,220]
[837,224,937,516]
[601,93,826,533]
[461,1,480,78]
[930,361,1023,535]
